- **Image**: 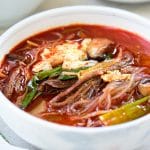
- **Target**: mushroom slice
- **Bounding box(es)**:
[138,78,150,96]
[87,38,114,59]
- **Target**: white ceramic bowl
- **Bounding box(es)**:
[0,6,150,150]
[0,0,44,28]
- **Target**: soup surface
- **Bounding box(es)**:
[0,24,150,127]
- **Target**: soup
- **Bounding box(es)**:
[0,25,149,127]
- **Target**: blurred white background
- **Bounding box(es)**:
[1,0,150,32]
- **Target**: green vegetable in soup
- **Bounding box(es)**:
[21,67,62,109]
[100,96,150,126]
[37,66,62,80]
[21,76,37,108]
[22,89,37,109]
[58,74,77,80]
[59,67,89,80]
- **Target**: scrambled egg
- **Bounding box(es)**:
[32,39,92,72]
[81,38,92,51]
[62,60,98,70]
[32,60,52,72]
[41,48,51,60]
[101,70,131,82]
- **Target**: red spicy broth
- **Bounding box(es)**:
[0,24,150,127]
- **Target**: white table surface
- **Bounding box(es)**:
[0,0,150,149]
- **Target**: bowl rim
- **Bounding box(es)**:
[0,5,150,133]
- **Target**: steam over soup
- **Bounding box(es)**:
[0,25,150,127]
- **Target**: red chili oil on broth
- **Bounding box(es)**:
[0,24,150,127]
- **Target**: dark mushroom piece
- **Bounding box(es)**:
[2,66,27,99]
[38,79,76,94]
[7,54,24,61]
[87,38,115,61]
[120,51,135,66]
[138,78,150,96]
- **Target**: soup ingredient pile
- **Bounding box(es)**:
[0,25,150,127]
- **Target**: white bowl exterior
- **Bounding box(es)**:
[0,6,150,150]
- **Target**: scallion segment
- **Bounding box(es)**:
[21,66,62,109]
[100,96,150,126]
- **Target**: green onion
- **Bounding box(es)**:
[100,96,150,126]
[22,89,37,109]
[58,74,77,80]
[37,66,62,80]
[59,67,89,80]
[21,66,62,109]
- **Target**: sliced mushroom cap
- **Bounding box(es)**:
[87,38,114,59]
[120,51,135,67]
[138,78,150,96]
[38,79,76,94]
[2,66,27,98]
